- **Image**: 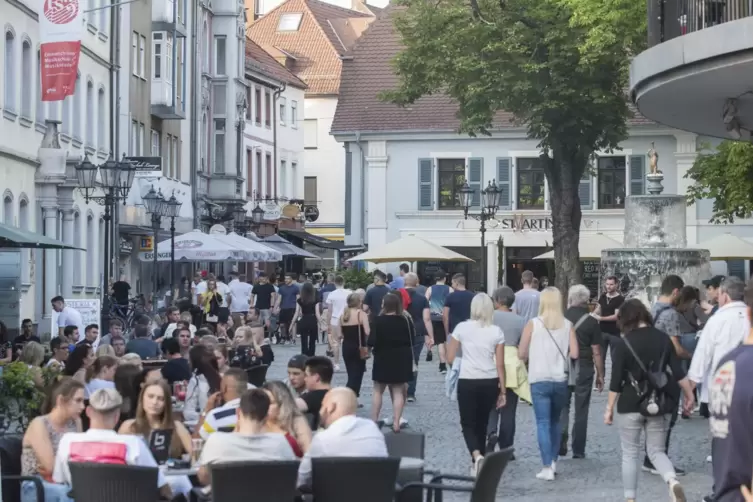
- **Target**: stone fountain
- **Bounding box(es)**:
[600,143,711,305]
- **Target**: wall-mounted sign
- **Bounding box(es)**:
[209,224,227,235]
[282,204,300,219]
[486,216,553,232]
[125,156,163,177]
[263,203,281,221]
[304,206,320,223]
[140,236,153,251]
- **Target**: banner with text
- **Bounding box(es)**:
[39,0,84,102]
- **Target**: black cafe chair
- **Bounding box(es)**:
[0,435,45,502]
[68,463,159,502]
[246,364,269,387]
[210,461,299,502]
[397,447,514,502]
[311,457,400,502]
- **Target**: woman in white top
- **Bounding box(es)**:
[446,293,506,477]
[519,287,578,481]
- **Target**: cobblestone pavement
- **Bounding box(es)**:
[267,341,713,501]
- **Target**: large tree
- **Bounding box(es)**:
[382,0,645,293]
[686,140,753,223]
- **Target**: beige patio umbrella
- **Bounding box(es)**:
[696,232,753,260]
[533,233,623,260]
[346,235,474,264]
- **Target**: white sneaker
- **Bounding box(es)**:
[472,455,484,477]
[334,364,341,372]
[382,417,409,427]
[706,455,712,463]
[551,461,557,475]
[536,467,555,481]
[669,479,686,502]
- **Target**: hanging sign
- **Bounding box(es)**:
[39,0,84,102]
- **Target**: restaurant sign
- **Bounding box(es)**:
[487,215,553,231]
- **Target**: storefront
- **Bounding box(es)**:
[280,229,365,272]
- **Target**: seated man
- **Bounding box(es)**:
[285,355,308,397]
[197,368,249,438]
[53,388,173,500]
[295,356,333,430]
[197,388,297,487]
[297,388,387,489]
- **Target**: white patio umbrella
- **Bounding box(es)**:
[533,233,623,260]
[138,229,246,261]
[219,232,283,262]
[346,235,474,264]
[697,232,753,260]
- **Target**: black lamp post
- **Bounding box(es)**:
[251,203,265,228]
[164,191,182,303]
[460,179,503,293]
[233,205,249,236]
[143,185,169,310]
[75,153,137,313]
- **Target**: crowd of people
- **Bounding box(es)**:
[4,265,753,502]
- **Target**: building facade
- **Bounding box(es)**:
[1,0,113,332]
[333,7,752,292]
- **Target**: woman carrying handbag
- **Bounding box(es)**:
[340,293,370,398]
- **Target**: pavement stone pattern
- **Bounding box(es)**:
[266,341,714,501]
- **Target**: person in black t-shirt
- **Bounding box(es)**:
[363,270,391,321]
[443,274,475,337]
[594,275,624,364]
[404,273,434,402]
[12,318,41,359]
[111,277,132,316]
[295,356,333,430]
[161,337,192,384]
[252,273,277,330]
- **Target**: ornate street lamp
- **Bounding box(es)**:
[75,153,137,318]
[461,179,504,293]
[251,203,265,227]
[233,205,249,235]
[164,191,183,302]
[143,185,169,310]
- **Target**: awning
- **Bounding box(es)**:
[261,235,319,258]
[304,227,345,241]
[0,222,82,250]
[699,233,753,260]
[280,229,364,251]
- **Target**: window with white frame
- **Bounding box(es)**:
[86,81,94,147]
[36,50,44,124]
[280,159,287,195]
[213,84,226,112]
[177,38,184,105]
[166,37,174,86]
[152,33,163,79]
[4,31,15,113]
[131,32,138,76]
[304,176,317,206]
[291,161,297,198]
[254,87,262,124]
[171,137,178,178]
[279,97,286,126]
[278,13,303,31]
[73,211,82,282]
[131,120,138,154]
[436,159,466,210]
[516,158,546,209]
[304,119,317,148]
[165,134,172,176]
[151,130,161,157]
[97,88,106,150]
[291,100,298,128]
[139,35,146,77]
[597,157,626,209]
[139,123,145,155]
[214,119,226,173]
[21,40,32,118]
[264,90,271,127]
[214,36,226,75]
[86,215,96,286]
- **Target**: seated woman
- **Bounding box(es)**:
[184,345,222,423]
[261,380,313,456]
[63,344,94,384]
[118,380,192,496]
[20,342,47,389]
[229,326,264,370]
[84,356,118,398]
[20,378,85,502]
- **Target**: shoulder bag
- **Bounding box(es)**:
[357,311,371,360]
[403,314,418,372]
[541,317,579,387]
[622,336,670,417]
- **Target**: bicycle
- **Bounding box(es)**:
[106,295,146,335]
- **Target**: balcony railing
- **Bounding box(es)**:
[648,0,753,46]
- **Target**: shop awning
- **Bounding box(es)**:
[261,235,319,258]
[280,229,365,252]
[0,222,82,250]
[699,233,753,260]
[532,233,622,260]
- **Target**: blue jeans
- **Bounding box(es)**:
[531,381,569,467]
[407,338,424,397]
[21,479,73,502]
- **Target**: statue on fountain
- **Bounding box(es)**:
[648,142,660,175]
[646,142,664,195]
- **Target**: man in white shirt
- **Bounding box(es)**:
[191,272,204,305]
[52,296,84,342]
[198,369,250,438]
[228,273,253,316]
[53,388,173,499]
[216,275,232,309]
[325,276,351,372]
[298,387,387,488]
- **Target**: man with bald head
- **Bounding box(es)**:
[297,387,388,488]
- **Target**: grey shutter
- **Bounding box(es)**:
[344,150,352,234]
[497,157,512,210]
[630,155,645,196]
[418,158,433,210]
[579,171,592,210]
[469,157,483,208]
[727,260,745,280]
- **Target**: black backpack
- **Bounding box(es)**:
[622,336,671,417]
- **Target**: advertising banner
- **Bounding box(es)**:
[39,0,84,102]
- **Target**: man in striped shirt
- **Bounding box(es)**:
[198,369,250,439]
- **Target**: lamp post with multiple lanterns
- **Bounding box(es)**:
[459,179,504,293]
[75,154,137,310]
[143,185,168,310]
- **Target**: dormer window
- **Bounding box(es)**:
[278,13,303,31]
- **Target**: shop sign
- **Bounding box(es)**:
[263,203,281,221]
[487,216,553,231]
[140,236,153,251]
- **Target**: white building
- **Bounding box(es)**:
[1,0,112,334]
[332,7,750,292]
[243,40,307,203]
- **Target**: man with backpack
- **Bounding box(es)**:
[646,275,687,476]
[404,273,434,402]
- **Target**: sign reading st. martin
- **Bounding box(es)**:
[487,216,553,231]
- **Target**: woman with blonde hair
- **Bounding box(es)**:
[229,325,263,369]
[340,292,370,398]
[261,380,313,455]
[95,344,116,358]
[447,293,505,477]
[120,353,143,370]
[519,286,579,481]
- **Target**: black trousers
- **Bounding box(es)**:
[342,339,366,397]
[298,317,318,357]
[486,388,519,449]
[560,362,595,456]
[457,378,499,456]
[601,333,619,365]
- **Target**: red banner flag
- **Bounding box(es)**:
[39,0,84,102]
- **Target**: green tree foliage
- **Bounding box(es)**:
[382,0,645,292]
[686,140,753,223]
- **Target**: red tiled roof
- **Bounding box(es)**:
[245,39,308,89]
[247,0,374,95]
[332,6,654,133]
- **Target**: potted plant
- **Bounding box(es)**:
[0,362,60,434]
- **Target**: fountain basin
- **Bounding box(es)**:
[624,195,688,249]
[601,247,711,306]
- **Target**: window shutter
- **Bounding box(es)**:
[496,158,512,210]
[418,158,433,210]
[579,171,592,210]
[629,155,645,196]
[727,260,745,280]
[468,158,483,208]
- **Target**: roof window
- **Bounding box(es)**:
[278,13,303,31]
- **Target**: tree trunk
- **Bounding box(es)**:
[544,149,587,299]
